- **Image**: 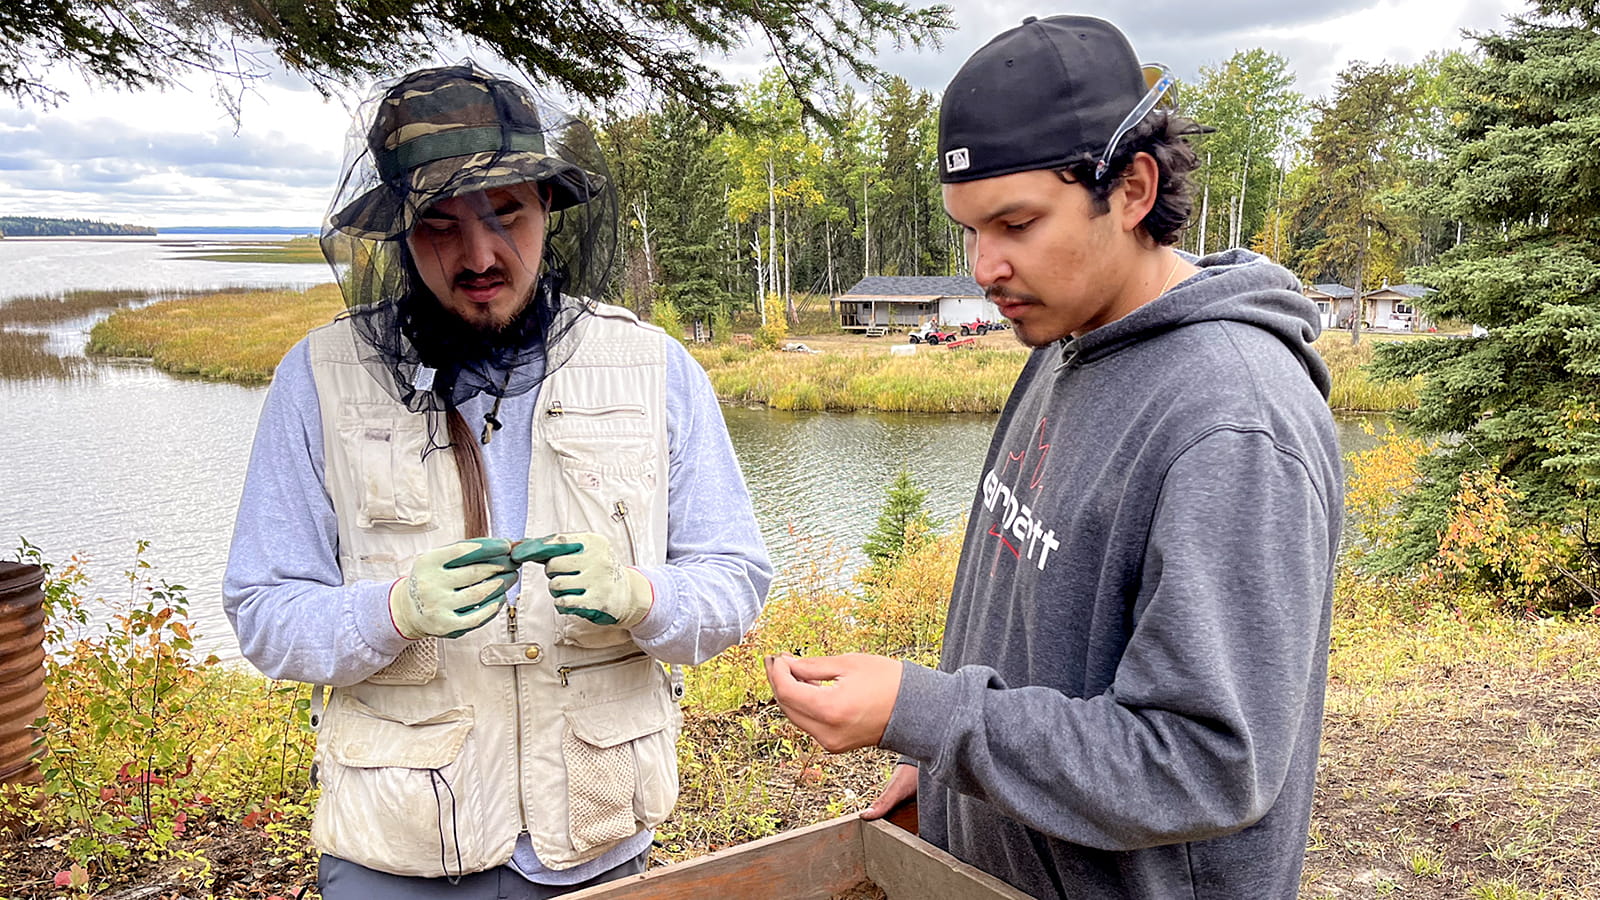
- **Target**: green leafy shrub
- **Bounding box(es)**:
[754,293,788,349]
[5,542,317,878]
[652,299,686,342]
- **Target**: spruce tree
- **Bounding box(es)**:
[863,469,934,567]
[1370,6,1600,600]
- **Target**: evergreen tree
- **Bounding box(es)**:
[873,77,936,276]
[648,102,737,324]
[1369,7,1600,602]
[597,109,659,311]
[862,469,935,566]
[1,0,952,121]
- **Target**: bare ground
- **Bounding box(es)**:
[5,639,1599,899]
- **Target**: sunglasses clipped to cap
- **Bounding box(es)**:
[1095,64,1179,181]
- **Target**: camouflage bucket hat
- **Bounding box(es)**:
[330,63,604,241]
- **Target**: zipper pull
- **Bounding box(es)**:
[611,500,628,522]
[546,401,564,418]
[506,603,517,641]
[557,665,572,687]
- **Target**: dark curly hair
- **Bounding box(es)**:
[1054,110,1202,246]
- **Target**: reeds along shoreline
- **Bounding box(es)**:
[0,328,82,379]
[85,284,345,383]
[1313,333,1422,412]
[689,344,1025,413]
[38,282,1421,414]
[0,287,230,327]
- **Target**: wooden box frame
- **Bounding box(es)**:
[565,814,1031,900]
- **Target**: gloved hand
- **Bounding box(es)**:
[512,532,654,628]
[388,538,518,639]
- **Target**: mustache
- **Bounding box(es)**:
[986,286,1041,305]
[455,267,509,287]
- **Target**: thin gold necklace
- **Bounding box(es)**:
[1156,253,1184,297]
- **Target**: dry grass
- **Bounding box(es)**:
[6,525,1600,897]
[1304,576,1600,899]
[689,339,1024,413]
[0,329,83,379]
[1315,332,1424,412]
[86,284,345,382]
[0,288,184,328]
[176,236,325,265]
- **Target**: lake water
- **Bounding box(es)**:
[0,234,328,302]
[0,235,1386,662]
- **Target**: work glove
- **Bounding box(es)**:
[512,532,654,629]
[388,538,518,639]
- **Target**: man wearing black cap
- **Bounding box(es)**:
[224,62,771,898]
[768,16,1341,899]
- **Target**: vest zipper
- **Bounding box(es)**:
[545,401,648,419]
[557,650,648,687]
[505,601,532,835]
[612,500,640,565]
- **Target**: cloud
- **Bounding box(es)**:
[877,0,1524,101]
[0,0,1529,227]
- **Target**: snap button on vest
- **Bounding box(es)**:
[524,645,543,661]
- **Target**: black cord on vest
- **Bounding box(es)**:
[479,370,513,445]
[480,393,504,445]
[429,768,465,883]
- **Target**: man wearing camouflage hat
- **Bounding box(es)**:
[768,16,1342,899]
[224,62,771,898]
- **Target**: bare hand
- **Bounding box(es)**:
[861,762,918,820]
[764,653,903,753]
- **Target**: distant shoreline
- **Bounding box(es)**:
[158,226,319,235]
[0,233,311,243]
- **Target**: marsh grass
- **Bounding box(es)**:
[178,236,325,265]
[0,287,203,380]
[1315,333,1424,411]
[688,344,1023,413]
[87,284,344,382]
[0,328,82,379]
[0,287,227,328]
[72,286,1425,418]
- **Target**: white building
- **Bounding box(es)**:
[835,276,1000,333]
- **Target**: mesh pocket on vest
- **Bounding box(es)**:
[562,730,637,853]
[367,638,439,685]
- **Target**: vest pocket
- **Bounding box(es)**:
[314,693,481,875]
[561,686,681,854]
[544,433,659,648]
[337,403,434,530]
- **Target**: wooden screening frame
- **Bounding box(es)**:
[565,815,1032,900]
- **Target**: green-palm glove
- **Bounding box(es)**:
[512,532,654,628]
[388,538,518,639]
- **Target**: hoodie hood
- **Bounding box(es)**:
[1064,248,1330,399]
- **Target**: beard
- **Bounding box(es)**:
[402,278,542,369]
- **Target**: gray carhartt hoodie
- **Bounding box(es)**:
[882,249,1343,899]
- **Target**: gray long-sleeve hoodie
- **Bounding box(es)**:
[881,249,1343,899]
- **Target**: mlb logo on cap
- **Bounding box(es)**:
[945,147,971,173]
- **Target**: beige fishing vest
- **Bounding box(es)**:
[304,303,678,877]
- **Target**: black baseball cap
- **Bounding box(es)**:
[939,15,1163,184]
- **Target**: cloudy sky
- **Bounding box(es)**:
[0,0,1530,229]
